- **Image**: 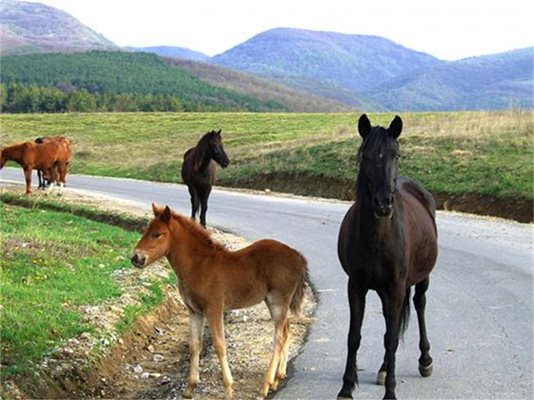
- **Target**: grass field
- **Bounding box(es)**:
[0,196,164,379]
[1,111,532,203]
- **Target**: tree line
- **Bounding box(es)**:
[0,83,193,113]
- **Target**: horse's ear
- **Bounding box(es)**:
[388,115,403,139]
[152,203,160,216]
[358,114,372,139]
[162,206,171,223]
[217,129,222,135]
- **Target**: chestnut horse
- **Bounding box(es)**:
[131,204,308,399]
[0,139,69,194]
[181,129,229,227]
[337,115,438,400]
[35,136,73,189]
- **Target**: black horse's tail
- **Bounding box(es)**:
[400,287,411,338]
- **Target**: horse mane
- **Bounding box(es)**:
[196,130,218,151]
[172,211,226,252]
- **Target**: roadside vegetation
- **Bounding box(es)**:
[0,193,165,383]
[1,110,531,203]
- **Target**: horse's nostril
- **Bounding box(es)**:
[131,253,145,267]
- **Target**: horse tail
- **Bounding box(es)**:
[400,287,411,338]
[290,254,309,316]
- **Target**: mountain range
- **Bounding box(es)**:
[1,0,532,111]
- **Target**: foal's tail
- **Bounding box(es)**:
[290,254,310,316]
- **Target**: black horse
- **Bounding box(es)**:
[337,115,438,400]
[181,129,229,227]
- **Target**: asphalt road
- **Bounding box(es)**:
[1,168,533,399]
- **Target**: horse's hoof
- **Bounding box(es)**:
[419,362,433,377]
[337,385,354,399]
[260,384,270,398]
[377,371,387,386]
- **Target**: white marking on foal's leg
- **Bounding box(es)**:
[262,300,288,397]
[57,182,64,196]
[184,312,205,399]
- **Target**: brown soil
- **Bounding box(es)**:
[0,187,316,400]
[221,173,533,223]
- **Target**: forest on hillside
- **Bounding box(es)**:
[0,51,287,113]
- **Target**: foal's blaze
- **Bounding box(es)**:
[132,204,308,399]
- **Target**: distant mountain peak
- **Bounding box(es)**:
[0,0,118,54]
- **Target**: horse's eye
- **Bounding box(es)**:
[151,233,162,239]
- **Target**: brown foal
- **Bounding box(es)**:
[131,204,308,398]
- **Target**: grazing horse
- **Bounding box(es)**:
[181,129,229,227]
[337,115,438,400]
[131,204,308,399]
[0,139,69,195]
[35,136,73,189]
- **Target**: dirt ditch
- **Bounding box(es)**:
[0,187,316,400]
[221,173,533,223]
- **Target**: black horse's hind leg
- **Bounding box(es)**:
[338,280,367,399]
[188,187,200,221]
[37,170,44,189]
[414,277,433,377]
[199,188,211,228]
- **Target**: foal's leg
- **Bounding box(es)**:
[273,319,291,388]
[414,277,433,377]
[206,308,233,398]
[262,297,289,397]
[378,286,405,400]
[183,312,205,399]
[338,280,367,399]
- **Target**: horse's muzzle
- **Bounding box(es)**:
[373,195,394,219]
[131,252,146,268]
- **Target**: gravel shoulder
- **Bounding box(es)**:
[1,186,316,399]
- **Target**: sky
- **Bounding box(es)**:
[28,0,533,60]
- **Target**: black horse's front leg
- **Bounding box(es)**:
[338,280,367,399]
[378,286,405,400]
[199,188,211,228]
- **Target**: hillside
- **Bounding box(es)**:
[0,51,352,113]
[363,48,534,111]
[0,0,118,54]
[211,28,441,106]
[0,51,288,112]
[129,45,210,62]
[163,58,352,112]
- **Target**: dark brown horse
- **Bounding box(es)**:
[181,129,229,227]
[131,204,308,398]
[337,115,438,400]
[0,138,71,195]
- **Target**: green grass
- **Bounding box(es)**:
[0,198,159,378]
[0,110,532,200]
